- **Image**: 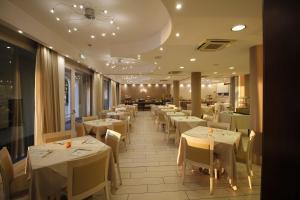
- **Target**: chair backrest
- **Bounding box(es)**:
[82,115,98,122]
[158,112,165,122]
[0,147,14,199]
[43,131,72,143]
[67,150,109,200]
[105,129,121,163]
[112,121,126,136]
[163,114,170,131]
[183,136,214,167]
[207,121,230,130]
[182,110,192,116]
[247,130,256,165]
[75,122,86,137]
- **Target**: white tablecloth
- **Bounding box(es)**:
[219,112,251,130]
[83,118,121,138]
[26,136,117,200]
[177,126,241,187]
[165,112,186,117]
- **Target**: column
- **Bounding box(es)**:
[173,80,179,106]
[191,72,201,117]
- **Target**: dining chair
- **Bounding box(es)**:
[43,131,72,143]
[112,121,128,151]
[0,147,29,200]
[156,111,167,132]
[66,150,110,200]
[99,110,110,119]
[75,122,86,137]
[181,136,215,194]
[207,121,231,130]
[105,129,122,185]
[236,130,256,189]
[163,114,175,141]
[82,115,98,122]
[119,113,131,144]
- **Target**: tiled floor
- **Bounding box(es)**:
[94,111,261,200]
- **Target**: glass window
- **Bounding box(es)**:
[103,78,110,110]
[0,39,35,163]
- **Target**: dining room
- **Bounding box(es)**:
[1,0,299,199]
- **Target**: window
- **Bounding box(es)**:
[0,39,35,163]
[103,78,110,110]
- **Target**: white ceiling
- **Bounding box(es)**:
[1,0,262,84]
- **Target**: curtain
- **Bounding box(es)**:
[34,46,61,144]
[92,73,103,116]
[111,80,117,107]
[11,51,25,159]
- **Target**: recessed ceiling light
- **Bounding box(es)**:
[229,66,235,70]
[180,66,184,69]
[158,66,161,70]
[49,46,53,49]
[110,19,114,24]
[201,84,205,88]
[73,4,77,8]
[101,33,106,37]
[116,26,120,30]
[232,72,236,75]
[214,72,218,74]
[106,63,109,66]
[68,29,72,33]
[176,3,182,10]
[208,84,212,88]
[154,62,157,65]
[18,30,23,34]
[159,47,163,51]
[65,54,69,58]
[163,84,167,87]
[103,10,108,14]
[112,32,116,36]
[180,84,184,87]
[132,84,136,87]
[56,17,60,21]
[73,27,78,31]
[91,35,95,39]
[231,24,246,31]
[79,5,84,9]
[50,8,54,14]
[175,32,180,37]
[148,84,151,87]
[6,46,11,49]
[190,58,196,62]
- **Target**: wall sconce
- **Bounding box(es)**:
[163,84,167,87]
[187,84,191,88]
[180,84,184,87]
[140,88,147,93]
[132,84,136,87]
[148,84,151,87]
[140,84,143,87]
[155,84,159,87]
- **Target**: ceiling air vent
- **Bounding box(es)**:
[168,71,182,75]
[196,39,235,51]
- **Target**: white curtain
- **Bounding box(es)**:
[34,46,61,145]
[92,73,103,116]
[111,80,117,107]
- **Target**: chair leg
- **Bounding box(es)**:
[214,168,218,179]
[117,162,122,185]
[181,163,186,184]
[105,183,111,200]
[209,177,213,194]
[248,175,252,189]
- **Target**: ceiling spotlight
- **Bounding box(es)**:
[68,29,72,33]
[214,72,218,74]
[163,84,167,87]
[176,3,182,10]
[140,84,143,87]
[103,10,108,14]
[56,17,60,21]
[18,30,23,34]
[180,66,184,69]
[110,19,114,24]
[50,8,54,14]
[73,4,77,8]
[190,58,196,62]
[112,32,116,36]
[79,5,84,9]
[116,26,120,30]
[175,32,180,37]
[208,84,212,88]
[187,84,191,87]
[180,84,184,87]
[111,65,116,69]
[6,46,11,49]
[91,35,95,39]
[49,46,53,49]
[80,53,86,59]
[231,24,246,31]
[201,84,205,88]
[159,47,164,51]
[154,62,157,65]
[73,27,78,31]
[101,33,106,37]
[155,84,159,87]
[229,66,235,70]
[65,54,69,58]
[148,84,151,87]
[132,84,136,87]
[232,72,237,75]
[106,63,109,66]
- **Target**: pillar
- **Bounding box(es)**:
[173,80,179,106]
[191,72,201,117]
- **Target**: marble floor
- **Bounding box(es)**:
[94,111,261,200]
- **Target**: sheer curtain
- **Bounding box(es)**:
[92,73,103,116]
[34,46,61,144]
[111,80,117,107]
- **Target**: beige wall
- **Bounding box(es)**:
[121,84,171,99]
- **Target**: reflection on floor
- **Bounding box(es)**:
[94,111,261,200]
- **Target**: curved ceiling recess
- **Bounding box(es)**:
[1,0,172,74]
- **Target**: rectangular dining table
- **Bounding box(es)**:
[26,135,117,200]
[177,126,241,189]
[83,118,121,139]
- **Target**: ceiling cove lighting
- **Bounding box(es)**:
[176,3,182,10]
[190,58,196,62]
[231,24,246,31]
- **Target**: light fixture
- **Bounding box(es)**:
[79,5,84,9]
[73,4,77,8]
[163,84,167,87]
[18,30,23,34]
[180,66,184,69]
[73,27,78,31]
[208,84,212,88]
[124,84,127,87]
[175,32,180,37]
[6,46,11,49]
[132,84,136,87]
[148,84,151,87]
[155,84,159,87]
[158,66,161,70]
[56,17,60,21]
[49,46,53,49]
[231,24,246,31]
[232,72,236,75]
[229,66,235,70]
[154,62,157,65]
[213,72,218,74]
[176,3,182,10]
[105,63,109,66]
[80,53,86,59]
[91,35,95,39]
[103,10,108,14]
[140,84,143,87]
[159,47,164,51]
[190,58,196,62]
[112,32,116,36]
[110,19,114,24]
[180,84,184,87]
[116,26,120,30]
[65,54,69,58]
[201,84,205,88]
[50,8,54,14]
[187,84,191,88]
[100,33,105,37]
